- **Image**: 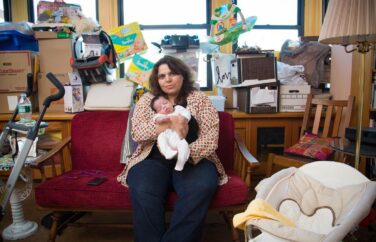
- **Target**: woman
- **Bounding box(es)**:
[117,55,228,242]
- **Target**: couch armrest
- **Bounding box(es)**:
[234,132,260,187]
[30,136,71,181]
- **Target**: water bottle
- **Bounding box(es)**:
[18,93,32,123]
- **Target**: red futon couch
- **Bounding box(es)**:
[33,111,259,242]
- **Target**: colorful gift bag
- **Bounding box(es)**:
[109,22,148,62]
[36,0,81,23]
[125,54,154,89]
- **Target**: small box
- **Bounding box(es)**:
[68,72,83,85]
[0,92,19,113]
[38,73,69,113]
[0,92,37,114]
[279,85,311,112]
[222,87,237,109]
[208,96,226,111]
[235,81,279,113]
[64,85,84,113]
[0,51,37,92]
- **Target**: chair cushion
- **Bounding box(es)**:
[35,170,248,210]
[284,133,334,160]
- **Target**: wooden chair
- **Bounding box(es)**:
[266,94,355,177]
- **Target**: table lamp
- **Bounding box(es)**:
[318,0,376,169]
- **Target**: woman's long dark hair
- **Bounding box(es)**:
[149,55,196,106]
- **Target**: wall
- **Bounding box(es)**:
[304,0,322,36]
[330,45,352,99]
[98,0,118,32]
[11,0,28,22]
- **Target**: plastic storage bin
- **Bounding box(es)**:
[0,30,38,51]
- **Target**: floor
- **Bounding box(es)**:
[0,186,247,242]
[1,179,375,242]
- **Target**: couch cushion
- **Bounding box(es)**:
[35,170,248,210]
[70,111,129,171]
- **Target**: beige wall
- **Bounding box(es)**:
[11,0,28,22]
[98,0,118,32]
[304,0,322,36]
[329,45,353,99]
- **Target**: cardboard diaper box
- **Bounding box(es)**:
[0,51,37,92]
[279,85,311,112]
[38,38,73,73]
[38,72,69,113]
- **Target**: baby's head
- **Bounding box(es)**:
[151,95,174,114]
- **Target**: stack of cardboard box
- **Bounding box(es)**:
[36,31,74,113]
[0,51,38,113]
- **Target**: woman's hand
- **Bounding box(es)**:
[169,115,188,139]
[156,115,188,139]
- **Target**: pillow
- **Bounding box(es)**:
[284,133,334,160]
[84,79,134,111]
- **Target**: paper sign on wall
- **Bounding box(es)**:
[212,53,236,87]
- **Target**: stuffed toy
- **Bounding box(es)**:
[70,11,100,36]
[209,3,257,46]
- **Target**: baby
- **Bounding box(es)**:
[151,95,191,171]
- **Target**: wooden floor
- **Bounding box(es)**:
[0,183,247,242]
[1,178,375,242]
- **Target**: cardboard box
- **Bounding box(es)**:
[38,73,69,113]
[64,85,84,113]
[236,82,279,113]
[279,85,311,112]
[0,92,19,113]
[34,31,72,39]
[38,38,73,73]
[222,87,237,109]
[0,92,37,114]
[0,51,37,92]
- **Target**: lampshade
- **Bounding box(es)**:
[319,0,376,45]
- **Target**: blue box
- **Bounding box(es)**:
[0,30,38,51]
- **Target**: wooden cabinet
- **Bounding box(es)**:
[227,110,304,175]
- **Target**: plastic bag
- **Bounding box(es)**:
[277,61,307,85]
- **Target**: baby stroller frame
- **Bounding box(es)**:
[0,72,65,221]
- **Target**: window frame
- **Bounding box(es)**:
[2,0,10,21]
[119,0,213,91]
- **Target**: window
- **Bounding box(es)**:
[33,0,98,23]
[235,0,303,51]
[121,0,212,90]
[0,0,4,22]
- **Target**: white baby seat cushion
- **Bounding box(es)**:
[248,161,376,242]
